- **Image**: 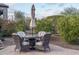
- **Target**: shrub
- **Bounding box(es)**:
[15,19,25,32]
[14,11,26,32]
[2,20,16,36]
[36,19,53,32]
[57,15,79,44]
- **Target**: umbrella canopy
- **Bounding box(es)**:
[30,4,36,29]
[30,18,36,29]
[29,4,36,35]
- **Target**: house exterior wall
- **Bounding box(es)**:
[3,7,8,20]
[0,7,8,20]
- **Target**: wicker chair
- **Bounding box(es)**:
[36,31,46,46]
[42,33,51,52]
[0,40,4,49]
[36,32,51,52]
[12,34,21,52]
[12,33,29,52]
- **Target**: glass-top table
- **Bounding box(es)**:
[22,34,41,50]
[23,34,40,39]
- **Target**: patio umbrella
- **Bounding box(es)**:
[30,4,36,36]
[30,18,36,35]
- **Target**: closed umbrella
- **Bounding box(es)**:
[30,4,36,36]
[30,18,36,35]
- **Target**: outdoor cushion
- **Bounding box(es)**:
[17,31,26,38]
[22,41,29,45]
[12,33,17,35]
[38,31,46,37]
[17,32,30,46]
[36,41,42,46]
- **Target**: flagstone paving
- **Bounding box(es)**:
[0,44,79,55]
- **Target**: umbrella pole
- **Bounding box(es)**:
[32,28,33,36]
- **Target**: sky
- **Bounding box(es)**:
[6,3,79,19]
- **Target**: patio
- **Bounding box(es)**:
[1,44,79,55]
[0,3,79,55]
[0,37,79,55]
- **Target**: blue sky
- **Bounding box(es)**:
[7,3,79,19]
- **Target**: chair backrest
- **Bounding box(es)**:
[38,31,46,37]
[17,31,26,38]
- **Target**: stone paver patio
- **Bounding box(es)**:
[0,44,79,55]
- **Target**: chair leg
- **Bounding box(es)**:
[15,45,21,53]
[43,46,46,52]
[43,46,50,52]
[48,46,50,51]
[15,48,21,54]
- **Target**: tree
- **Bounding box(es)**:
[61,7,79,15]
[25,17,31,30]
[56,15,79,44]
[36,18,53,32]
[14,11,25,31]
[14,11,25,20]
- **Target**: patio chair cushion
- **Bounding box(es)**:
[36,41,42,46]
[17,31,26,38]
[22,41,29,45]
[38,31,46,37]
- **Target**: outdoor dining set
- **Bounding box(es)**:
[12,4,52,52]
[12,31,51,52]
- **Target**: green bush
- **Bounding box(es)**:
[36,19,53,32]
[14,11,26,32]
[2,21,16,36]
[6,22,16,36]
[15,19,25,32]
[57,15,79,44]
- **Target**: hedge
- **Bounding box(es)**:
[57,15,79,44]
